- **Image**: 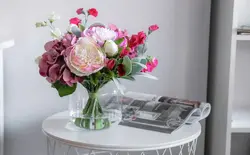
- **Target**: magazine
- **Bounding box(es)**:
[105,92,211,134]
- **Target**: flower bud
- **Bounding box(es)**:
[104,40,118,57]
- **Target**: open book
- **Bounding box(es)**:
[111,92,211,134]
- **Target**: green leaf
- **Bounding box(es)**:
[114,38,124,45]
[52,81,77,97]
[79,24,85,31]
[131,58,147,74]
[122,56,132,75]
[71,26,81,37]
[121,76,136,81]
[90,76,98,86]
[136,43,148,56]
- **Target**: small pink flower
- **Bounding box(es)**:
[149,24,159,32]
[76,8,83,15]
[120,48,130,58]
[88,8,98,17]
[69,17,81,25]
[106,59,116,70]
[141,58,158,73]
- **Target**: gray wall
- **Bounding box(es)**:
[0,0,211,155]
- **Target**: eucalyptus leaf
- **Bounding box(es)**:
[136,43,148,56]
[122,56,132,75]
[52,81,77,97]
[79,24,85,31]
[71,26,81,37]
[121,76,136,81]
[131,58,147,74]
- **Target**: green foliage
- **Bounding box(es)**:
[131,58,147,74]
[35,21,47,28]
[122,56,132,76]
[121,76,135,81]
[52,81,77,97]
[71,26,81,37]
[114,38,124,45]
[137,43,148,56]
[79,24,85,31]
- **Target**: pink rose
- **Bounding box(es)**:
[69,17,81,25]
[76,8,84,15]
[88,8,98,17]
[149,24,159,32]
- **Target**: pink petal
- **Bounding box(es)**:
[44,40,58,51]
[39,59,49,77]
[48,64,60,82]
[108,24,118,31]
[62,68,72,82]
[46,77,54,83]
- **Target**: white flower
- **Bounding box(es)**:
[104,40,118,57]
[50,28,62,39]
[48,12,60,22]
[84,27,117,44]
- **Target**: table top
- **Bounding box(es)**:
[42,111,201,151]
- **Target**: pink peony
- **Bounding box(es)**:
[76,8,84,15]
[65,37,105,76]
[83,26,117,45]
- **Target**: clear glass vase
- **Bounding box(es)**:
[69,81,122,130]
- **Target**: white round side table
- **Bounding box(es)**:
[42,111,201,155]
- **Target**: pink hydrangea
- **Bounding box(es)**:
[38,38,83,86]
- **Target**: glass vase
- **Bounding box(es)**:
[69,82,122,130]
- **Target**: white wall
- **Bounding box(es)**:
[0,0,211,155]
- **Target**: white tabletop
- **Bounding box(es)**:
[42,111,201,151]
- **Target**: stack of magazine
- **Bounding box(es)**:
[105,92,211,134]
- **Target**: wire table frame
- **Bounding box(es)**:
[43,111,201,155]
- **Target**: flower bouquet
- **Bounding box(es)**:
[36,8,159,130]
